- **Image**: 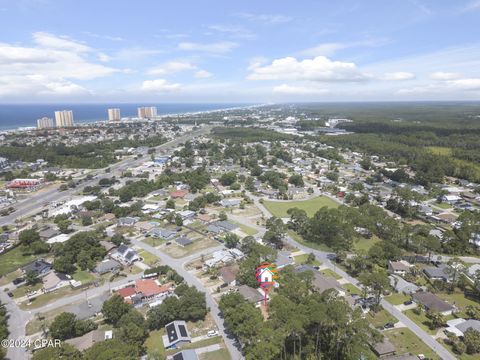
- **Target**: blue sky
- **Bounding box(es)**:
[1,0,480,102]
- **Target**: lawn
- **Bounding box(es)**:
[384,328,439,359]
[343,283,362,296]
[287,230,332,252]
[143,237,165,247]
[0,269,22,286]
[385,292,411,305]
[432,202,452,210]
[442,340,480,360]
[263,196,339,218]
[230,221,258,236]
[320,268,342,280]
[436,291,480,311]
[353,235,381,252]
[162,238,220,259]
[0,246,37,276]
[11,282,42,298]
[19,285,80,310]
[367,309,397,328]
[293,254,321,266]
[72,269,96,284]
[138,250,159,266]
[199,348,230,360]
[144,329,166,359]
[404,309,437,335]
[165,337,223,356]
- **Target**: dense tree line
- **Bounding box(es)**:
[220,268,381,360]
[0,135,166,169]
[49,312,97,340]
[147,284,207,330]
[212,127,298,142]
[0,303,7,360]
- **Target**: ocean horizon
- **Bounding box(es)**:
[0,103,254,130]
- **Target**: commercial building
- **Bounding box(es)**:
[107,108,121,121]
[37,117,54,129]
[54,110,74,127]
[137,106,157,119]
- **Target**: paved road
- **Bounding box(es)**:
[244,191,456,360]
[0,126,212,227]
[129,238,244,360]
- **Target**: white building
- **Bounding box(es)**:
[137,106,157,119]
[108,108,121,121]
[54,110,74,127]
[37,117,54,129]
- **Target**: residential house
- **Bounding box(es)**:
[134,221,156,234]
[111,245,139,265]
[238,285,264,306]
[295,265,346,296]
[175,236,193,247]
[219,266,238,286]
[42,271,71,293]
[66,330,113,351]
[117,217,137,227]
[445,318,480,337]
[170,190,188,199]
[67,293,109,320]
[99,240,117,253]
[149,227,177,240]
[219,199,241,208]
[389,275,419,295]
[94,259,121,274]
[167,349,198,360]
[388,260,411,276]
[370,337,396,358]
[423,264,451,282]
[163,320,192,349]
[39,227,60,241]
[412,291,455,316]
[207,220,239,235]
[22,259,52,277]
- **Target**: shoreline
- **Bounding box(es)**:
[0,103,267,133]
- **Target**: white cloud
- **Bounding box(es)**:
[459,0,480,13]
[247,56,368,82]
[430,71,463,80]
[0,32,117,99]
[33,32,91,52]
[237,13,292,24]
[98,53,110,62]
[148,61,196,76]
[273,84,329,95]
[178,41,238,53]
[207,24,254,39]
[141,79,181,93]
[194,70,213,78]
[397,77,480,94]
[381,72,415,81]
[449,78,480,90]
[300,38,390,57]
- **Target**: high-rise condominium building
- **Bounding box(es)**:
[37,117,54,129]
[108,108,121,121]
[54,110,74,127]
[137,106,157,119]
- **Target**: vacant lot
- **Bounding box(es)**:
[162,237,219,258]
[263,196,339,218]
[0,246,36,276]
[384,328,438,359]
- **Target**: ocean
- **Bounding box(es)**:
[0,103,252,130]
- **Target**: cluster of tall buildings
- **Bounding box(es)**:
[37,110,74,129]
[36,106,159,129]
[137,106,157,119]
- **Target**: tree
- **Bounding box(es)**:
[220,171,237,186]
[111,233,127,246]
[224,233,240,249]
[81,216,93,226]
[426,311,446,330]
[84,339,140,360]
[57,219,72,233]
[288,174,304,187]
[175,214,183,226]
[166,199,175,209]
[32,343,83,360]
[19,229,40,246]
[359,269,390,310]
[117,310,147,346]
[219,211,228,221]
[306,253,316,264]
[102,295,132,326]
[25,270,39,285]
[464,328,480,354]
[49,312,77,340]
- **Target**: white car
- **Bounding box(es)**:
[207,330,219,337]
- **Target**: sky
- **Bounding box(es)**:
[1,0,480,103]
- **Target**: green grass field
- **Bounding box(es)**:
[320,268,342,280]
[144,329,166,359]
[230,221,258,236]
[367,309,397,328]
[263,196,339,218]
[199,349,230,360]
[293,254,321,266]
[384,328,438,359]
[404,309,437,335]
[343,283,362,296]
[353,235,381,252]
[138,250,159,266]
[385,292,411,305]
[287,230,333,252]
[72,269,95,284]
[0,246,37,276]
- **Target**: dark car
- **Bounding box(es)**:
[384,322,394,329]
[7,292,14,298]
[403,300,413,306]
[12,278,24,285]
